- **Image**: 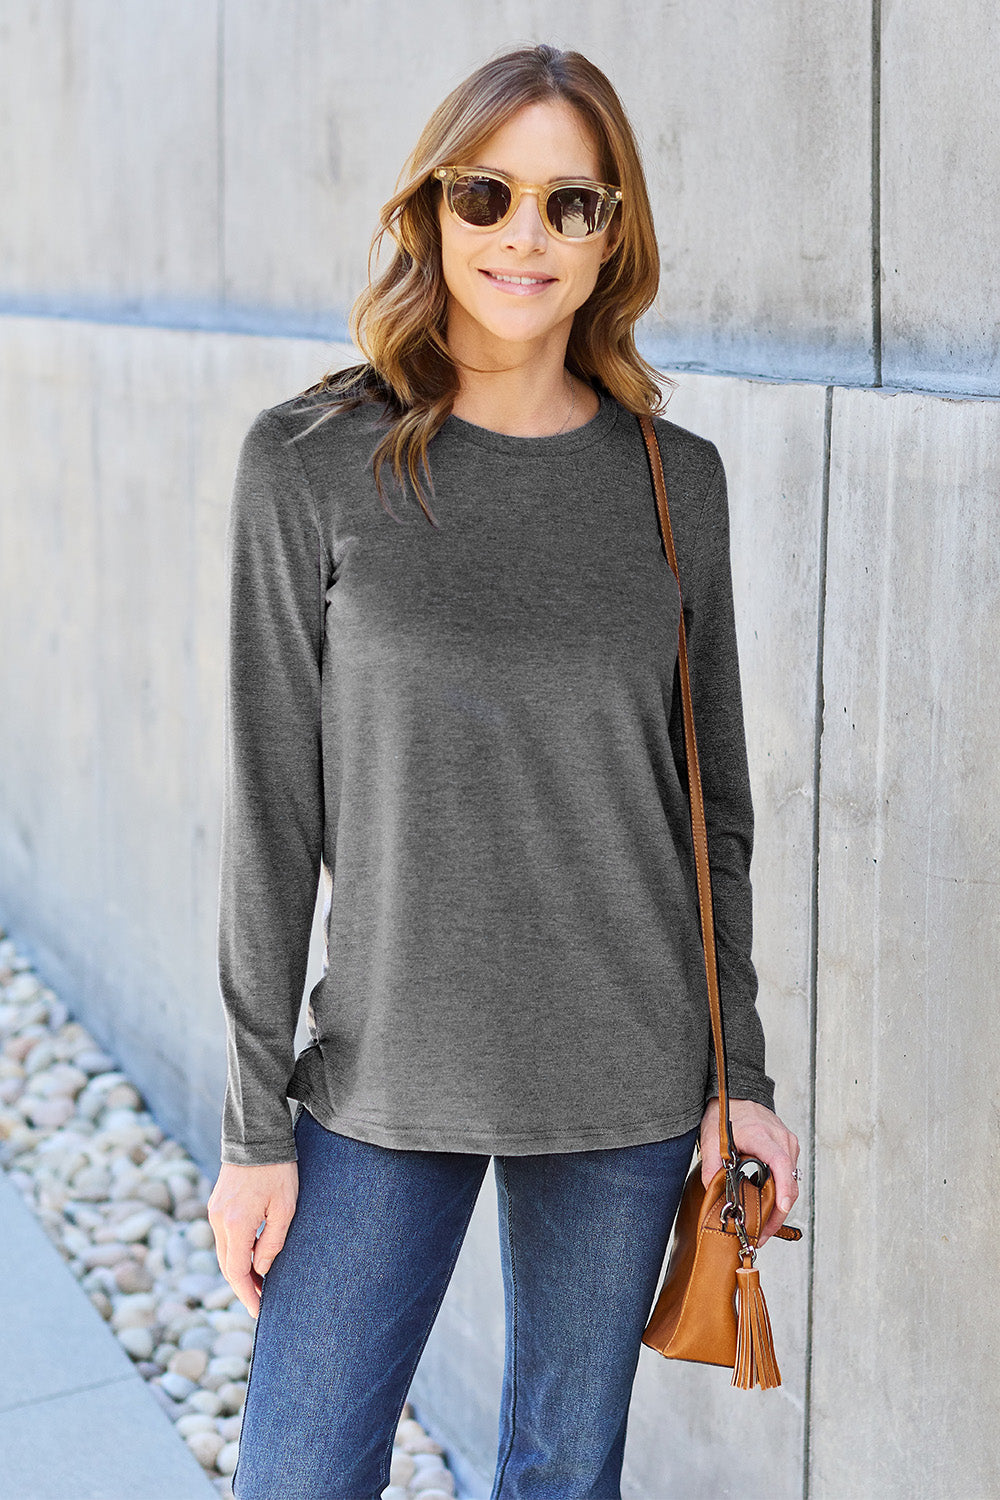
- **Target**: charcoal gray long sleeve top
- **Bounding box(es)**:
[217,386,775,1166]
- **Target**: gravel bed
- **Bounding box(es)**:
[0,928,457,1499]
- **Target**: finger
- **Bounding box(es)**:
[758,1206,784,1248]
[774,1138,802,1230]
[759,1150,798,1247]
[206,1209,231,1287]
[700,1138,722,1189]
[210,1215,261,1318]
[252,1209,294,1278]
[217,1214,266,1317]
[228,1265,262,1320]
[223,1242,262,1319]
[759,1185,797,1245]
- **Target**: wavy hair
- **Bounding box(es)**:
[296,44,669,524]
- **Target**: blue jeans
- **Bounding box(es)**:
[233,1105,699,1500]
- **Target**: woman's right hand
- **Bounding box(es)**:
[208,1160,299,1318]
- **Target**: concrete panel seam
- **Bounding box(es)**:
[0,1371,138,1418]
[0,299,351,343]
[871,0,883,387]
[2,307,998,400]
[802,384,834,1500]
[216,0,226,301]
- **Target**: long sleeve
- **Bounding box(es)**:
[669,453,776,1113]
[216,410,329,1165]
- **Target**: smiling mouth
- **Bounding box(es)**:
[480,269,555,290]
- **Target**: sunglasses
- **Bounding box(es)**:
[434,166,623,241]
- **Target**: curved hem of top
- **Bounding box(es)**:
[439,386,621,456]
[294,1095,706,1155]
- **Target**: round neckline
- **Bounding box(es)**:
[441,386,619,456]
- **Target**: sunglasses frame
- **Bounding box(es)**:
[433,165,623,241]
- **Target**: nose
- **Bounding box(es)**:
[501,188,548,253]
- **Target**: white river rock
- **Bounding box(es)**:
[0,934,459,1496]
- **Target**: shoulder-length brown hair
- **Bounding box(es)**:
[297,44,668,525]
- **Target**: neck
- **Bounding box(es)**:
[447,327,599,437]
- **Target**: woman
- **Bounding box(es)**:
[208,43,799,1500]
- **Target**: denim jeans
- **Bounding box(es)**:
[232,1105,699,1500]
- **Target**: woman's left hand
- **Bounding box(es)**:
[699,1096,800,1247]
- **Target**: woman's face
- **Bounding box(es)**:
[437,99,616,368]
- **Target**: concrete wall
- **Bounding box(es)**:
[2,5,998,1498]
[0,315,344,1155]
[811,388,1000,1500]
[3,1,999,391]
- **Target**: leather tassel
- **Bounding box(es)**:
[732,1263,781,1390]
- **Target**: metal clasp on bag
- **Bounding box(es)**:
[720,1156,770,1264]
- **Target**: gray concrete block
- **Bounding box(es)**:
[0,1,220,311]
[881,2,1000,393]
[814,387,1000,1500]
[0,1379,219,1500]
[0,1172,134,1409]
[613,4,874,382]
[220,0,427,335]
[624,373,825,1498]
[654,373,827,1122]
[0,1173,217,1497]
[0,316,354,1174]
[222,1,875,381]
[3,3,877,379]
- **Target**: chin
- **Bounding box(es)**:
[475,305,568,346]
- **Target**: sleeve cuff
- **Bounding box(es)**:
[220,1136,299,1167]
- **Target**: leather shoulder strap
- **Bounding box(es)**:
[638,413,735,1168]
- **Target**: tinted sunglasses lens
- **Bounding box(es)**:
[450,174,512,227]
[547,186,607,238]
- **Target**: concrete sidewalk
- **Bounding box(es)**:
[0,1168,218,1500]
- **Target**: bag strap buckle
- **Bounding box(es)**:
[721,1156,770,1264]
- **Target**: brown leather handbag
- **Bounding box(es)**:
[636,415,801,1391]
